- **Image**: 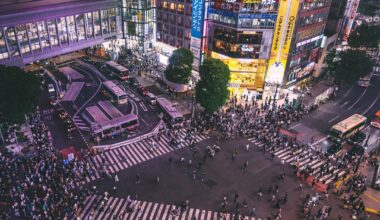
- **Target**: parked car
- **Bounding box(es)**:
[129,77,140,87]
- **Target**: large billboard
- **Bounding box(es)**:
[191,0,205,70]
[265,0,300,84]
[191,0,205,39]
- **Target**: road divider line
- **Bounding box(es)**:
[341,101,349,106]
[363,93,380,115]
[289,123,302,129]
[335,85,354,105]
[312,136,328,147]
[328,115,340,123]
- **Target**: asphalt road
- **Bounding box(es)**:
[86,137,354,220]
[292,70,380,150]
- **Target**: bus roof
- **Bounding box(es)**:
[156,97,183,118]
[105,61,128,73]
[103,81,127,97]
[332,114,367,133]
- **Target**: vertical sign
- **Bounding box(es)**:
[190,0,205,70]
[265,0,300,84]
[343,0,360,41]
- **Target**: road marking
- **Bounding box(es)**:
[364,192,380,205]
[335,85,354,105]
[139,116,148,126]
[312,136,328,147]
[348,71,374,110]
[289,123,302,129]
[341,101,349,106]
[373,73,380,77]
[328,115,340,123]
[140,102,148,111]
[362,93,380,115]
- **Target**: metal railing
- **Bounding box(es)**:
[94,120,164,152]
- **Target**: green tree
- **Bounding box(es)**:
[195,58,230,113]
[348,24,380,48]
[164,48,194,84]
[358,0,380,16]
[326,49,374,83]
[0,65,40,124]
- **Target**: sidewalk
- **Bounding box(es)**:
[359,157,380,216]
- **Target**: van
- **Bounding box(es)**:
[147,93,156,105]
[48,84,55,95]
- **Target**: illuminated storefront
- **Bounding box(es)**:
[206,0,277,98]
[211,52,266,97]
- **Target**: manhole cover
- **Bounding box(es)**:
[204,179,217,188]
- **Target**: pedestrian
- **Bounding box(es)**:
[251,207,256,217]
[246,144,250,152]
[136,174,140,184]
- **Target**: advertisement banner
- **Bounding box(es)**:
[265,0,300,84]
[191,0,205,39]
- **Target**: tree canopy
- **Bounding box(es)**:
[0,65,40,124]
[358,0,380,16]
[326,49,374,83]
[195,58,230,113]
[348,24,380,48]
[164,48,194,84]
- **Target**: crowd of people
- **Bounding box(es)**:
[0,111,89,219]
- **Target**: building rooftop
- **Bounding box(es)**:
[97,100,123,119]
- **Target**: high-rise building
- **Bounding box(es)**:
[121,0,156,53]
[155,0,193,65]
[206,0,279,98]
[0,0,123,67]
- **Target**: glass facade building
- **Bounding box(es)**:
[121,0,156,53]
[0,0,122,66]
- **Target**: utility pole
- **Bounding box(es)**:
[272,84,280,110]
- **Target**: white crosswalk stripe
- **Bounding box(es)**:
[80,195,260,220]
[248,137,347,186]
[83,130,208,184]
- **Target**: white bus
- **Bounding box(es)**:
[105,61,129,80]
[329,114,367,143]
[102,81,128,105]
[156,97,183,127]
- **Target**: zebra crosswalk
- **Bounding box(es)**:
[82,130,208,183]
[79,195,259,220]
[248,137,347,185]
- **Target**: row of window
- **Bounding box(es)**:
[157,13,191,27]
[0,9,118,60]
[301,0,331,11]
[156,33,190,48]
[157,23,191,40]
[157,1,190,14]
[298,11,329,27]
[209,14,275,29]
[296,24,325,42]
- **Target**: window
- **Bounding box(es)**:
[177,4,184,13]
[47,20,58,46]
[66,16,77,42]
[76,15,85,40]
[16,24,31,55]
[37,21,50,49]
[57,18,68,44]
[163,1,168,8]
[177,16,183,26]
[101,10,110,34]
[5,27,19,57]
[177,29,183,37]
[0,28,9,60]
[170,2,176,10]
[26,23,40,51]
[93,11,101,36]
[85,12,94,37]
